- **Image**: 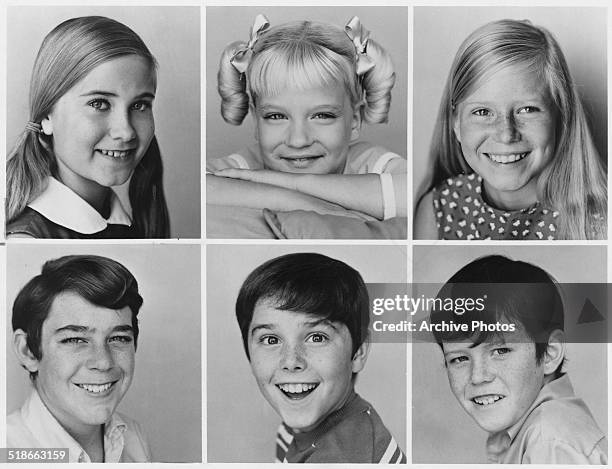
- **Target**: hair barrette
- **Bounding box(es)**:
[345,16,375,76]
[25,121,43,134]
[230,14,270,74]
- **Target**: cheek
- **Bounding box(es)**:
[458,122,487,153]
[447,369,466,397]
[134,115,155,141]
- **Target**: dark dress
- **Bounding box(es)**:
[7,207,134,239]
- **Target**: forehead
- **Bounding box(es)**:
[67,55,156,96]
[462,64,550,105]
[43,291,132,332]
[256,83,352,110]
[442,327,534,354]
[250,300,345,332]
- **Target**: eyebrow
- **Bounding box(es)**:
[79,91,156,100]
[54,324,134,335]
[257,104,344,113]
[249,318,338,337]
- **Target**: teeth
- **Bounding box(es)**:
[99,149,130,158]
[487,153,528,164]
[77,382,113,393]
[473,395,503,405]
[277,383,317,394]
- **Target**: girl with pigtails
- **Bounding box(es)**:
[208,15,407,223]
[6,16,170,239]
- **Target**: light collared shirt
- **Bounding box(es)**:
[27,177,131,234]
[8,390,151,463]
[486,374,607,464]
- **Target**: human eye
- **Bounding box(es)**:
[131,101,152,112]
[88,99,110,111]
[517,105,541,115]
[109,335,134,344]
[306,332,329,344]
[60,337,87,345]
[259,335,280,345]
[492,347,511,356]
[312,112,337,120]
[263,113,286,121]
[471,108,492,117]
[447,355,469,366]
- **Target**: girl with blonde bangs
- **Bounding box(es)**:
[7,16,170,239]
[415,19,606,240]
[209,16,406,223]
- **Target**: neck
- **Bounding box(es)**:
[35,387,105,461]
[72,426,105,462]
[482,179,538,211]
[56,169,110,214]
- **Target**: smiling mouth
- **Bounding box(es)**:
[97,149,134,159]
[485,152,529,164]
[280,155,323,163]
[75,381,117,394]
[472,394,505,406]
[276,383,319,400]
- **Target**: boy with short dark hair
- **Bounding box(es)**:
[236,252,405,463]
[9,255,150,463]
[431,255,607,464]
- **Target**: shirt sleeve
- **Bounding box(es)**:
[522,437,608,464]
[206,153,252,172]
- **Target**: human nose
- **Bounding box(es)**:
[109,109,137,142]
[280,342,307,371]
[285,120,313,148]
[86,342,114,371]
[494,114,520,144]
[470,356,494,385]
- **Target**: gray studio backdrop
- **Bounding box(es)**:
[6,244,202,463]
[412,245,607,463]
[6,6,201,238]
[413,6,607,199]
[206,5,408,165]
[207,244,407,463]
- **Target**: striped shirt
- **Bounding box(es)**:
[275,393,405,463]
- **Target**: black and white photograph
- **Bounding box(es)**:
[207,244,407,463]
[412,245,607,464]
[206,6,408,240]
[1,1,611,467]
[5,244,202,463]
[413,6,607,240]
[5,6,200,239]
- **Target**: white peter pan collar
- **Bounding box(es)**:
[28,177,132,234]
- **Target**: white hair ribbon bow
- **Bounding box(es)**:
[230,14,270,74]
[345,16,375,76]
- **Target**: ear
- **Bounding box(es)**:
[452,111,461,144]
[350,105,363,142]
[41,115,53,136]
[13,329,40,374]
[250,103,259,142]
[542,329,565,376]
[351,340,370,373]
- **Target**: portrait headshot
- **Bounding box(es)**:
[6,6,200,239]
[413,7,607,240]
[412,245,607,464]
[206,6,408,240]
[207,244,407,463]
[6,244,201,463]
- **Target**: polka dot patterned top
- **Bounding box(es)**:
[432,174,558,240]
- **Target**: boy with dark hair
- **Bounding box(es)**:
[431,255,606,464]
[9,255,150,463]
[236,252,405,463]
